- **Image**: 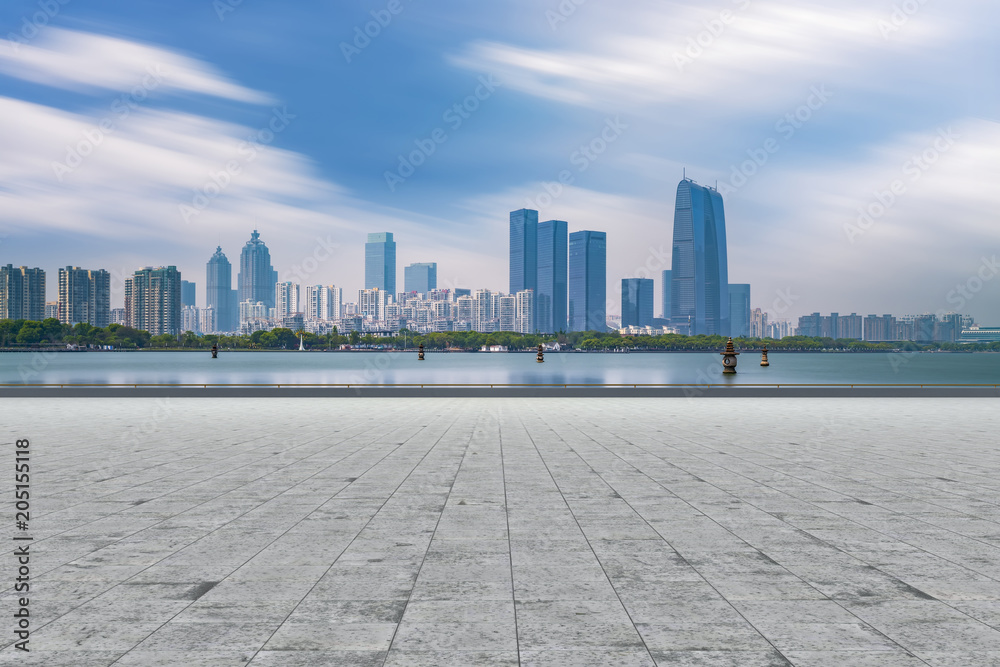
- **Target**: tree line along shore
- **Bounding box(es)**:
[2,318,997,352]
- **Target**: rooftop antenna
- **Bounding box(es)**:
[683,167,686,180]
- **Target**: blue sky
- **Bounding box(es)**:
[1,0,998,322]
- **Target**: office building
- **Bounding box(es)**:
[661,270,671,321]
[537,219,567,333]
[509,209,538,297]
[124,266,182,336]
[621,278,654,328]
[181,280,196,307]
[728,284,750,338]
[365,232,397,294]
[207,246,238,333]
[238,230,278,309]
[275,282,300,318]
[57,267,111,327]
[670,178,730,335]
[569,231,607,332]
[403,263,437,295]
[1,265,46,322]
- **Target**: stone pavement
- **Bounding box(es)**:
[2,398,1000,666]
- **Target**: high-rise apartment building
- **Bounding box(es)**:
[621,278,654,328]
[57,267,110,327]
[403,263,436,295]
[569,231,607,332]
[359,287,391,322]
[728,284,750,338]
[181,306,200,334]
[0,265,46,322]
[670,178,730,335]
[275,282,300,318]
[305,285,341,321]
[238,230,277,309]
[750,308,768,338]
[536,219,567,333]
[45,302,59,319]
[207,246,238,333]
[515,289,535,334]
[124,266,182,336]
[365,232,396,294]
[509,209,538,297]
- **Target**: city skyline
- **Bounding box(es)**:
[1,2,996,324]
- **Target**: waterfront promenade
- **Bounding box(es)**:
[3,398,1000,665]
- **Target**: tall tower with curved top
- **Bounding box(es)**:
[238,230,278,309]
[670,178,729,336]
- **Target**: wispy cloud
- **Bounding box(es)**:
[0,28,272,104]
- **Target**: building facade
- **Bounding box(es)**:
[57,266,110,327]
[509,209,538,298]
[536,219,567,333]
[568,230,607,332]
[275,282,300,318]
[621,278,654,328]
[124,266,182,336]
[365,232,396,294]
[206,246,238,333]
[728,284,750,338]
[181,280,196,307]
[670,178,730,336]
[661,269,671,322]
[238,230,277,309]
[0,265,46,322]
[403,262,437,295]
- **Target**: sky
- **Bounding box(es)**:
[1,0,998,323]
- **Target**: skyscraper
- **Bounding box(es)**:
[670,178,730,335]
[568,231,607,332]
[404,262,437,295]
[125,266,182,336]
[536,219,567,333]
[728,284,751,338]
[238,230,277,309]
[621,278,654,328]
[206,246,237,333]
[661,269,671,321]
[181,280,196,307]
[0,265,45,321]
[275,282,300,318]
[509,209,538,296]
[58,267,110,327]
[365,232,396,295]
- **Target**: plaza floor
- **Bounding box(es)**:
[2,398,1000,666]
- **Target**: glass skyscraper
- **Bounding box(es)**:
[568,231,606,332]
[404,262,437,295]
[621,278,654,327]
[238,230,278,309]
[536,219,567,333]
[207,246,237,333]
[661,269,671,321]
[670,178,730,335]
[365,232,396,295]
[509,209,538,296]
[728,284,751,338]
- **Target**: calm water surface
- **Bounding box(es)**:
[1,351,999,385]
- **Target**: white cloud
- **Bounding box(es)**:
[0,28,271,104]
